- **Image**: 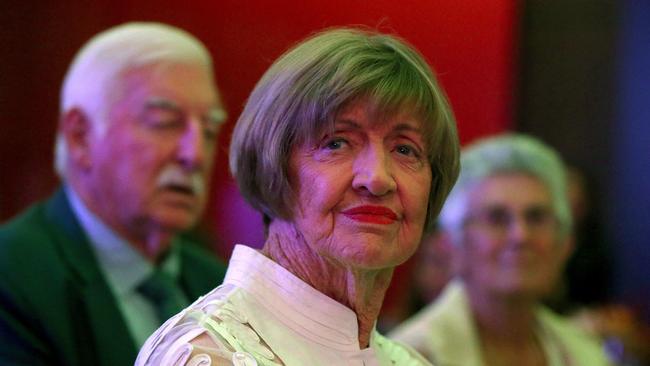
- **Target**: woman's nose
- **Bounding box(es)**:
[506,215,533,244]
[352,145,397,197]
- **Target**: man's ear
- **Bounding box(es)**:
[60,108,93,170]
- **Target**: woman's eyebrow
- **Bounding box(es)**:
[393,122,424,135]
[333,119,362,130]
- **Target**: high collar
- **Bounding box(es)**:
[224,245,366,350]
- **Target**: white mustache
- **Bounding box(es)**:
[156,166,205,196]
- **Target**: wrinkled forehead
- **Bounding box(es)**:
[116,61,214,88]
[108,61,219,108]
[300,94,432,145]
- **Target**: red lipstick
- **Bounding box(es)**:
[342,205,398,225]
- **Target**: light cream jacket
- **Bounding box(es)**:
[389,280,610,366]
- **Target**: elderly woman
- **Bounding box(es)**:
[390,134,609,366]
[136,27,459,365]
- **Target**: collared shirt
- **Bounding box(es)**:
[66,187,187,347]
[136,245,431,365]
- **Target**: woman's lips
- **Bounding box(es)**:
[341,205,398,225]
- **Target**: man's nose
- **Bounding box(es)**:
[177,118,206,171]
[351,145,397,197]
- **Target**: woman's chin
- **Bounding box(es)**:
[333,244,409,271]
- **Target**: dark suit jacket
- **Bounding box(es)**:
[0,189,227,366]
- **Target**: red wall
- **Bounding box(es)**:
[1,1,517,256]
[206,0,519,254]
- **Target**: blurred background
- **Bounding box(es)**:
[1,0,648,346]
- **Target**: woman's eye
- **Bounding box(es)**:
[324,138,347,150]
[396,144,419,157]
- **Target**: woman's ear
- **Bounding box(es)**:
[60,108,93,171]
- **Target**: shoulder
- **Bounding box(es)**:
[0,191,94,323]
[176,236,228,296]
[0,199,63,279]
[0,199,73,362]
[388,281,483,365]
[177,235,226,270]
[389,281,470,352]
[373,331,434,365]
[137,285,280,366]
[537,307,610,366]
[0,200,50,249]
[0,190,75,259]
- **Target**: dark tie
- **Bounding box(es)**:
[137,269,187,324]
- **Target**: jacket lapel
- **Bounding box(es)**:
[45,189,137,365]
[177,239,226,300]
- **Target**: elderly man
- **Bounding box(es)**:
[390,134,609,365]
[0,22,227,365]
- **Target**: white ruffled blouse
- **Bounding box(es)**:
[136,245,431,366]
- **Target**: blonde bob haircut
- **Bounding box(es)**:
[230,27,460,231]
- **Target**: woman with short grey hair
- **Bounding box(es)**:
[137,27,459,365]
[439,134,573,242]
[391,134,609,366]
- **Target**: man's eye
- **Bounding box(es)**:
[202,120,221,139]
[144,112,183,128]
[152,119,181,127]
[203,127,219,140]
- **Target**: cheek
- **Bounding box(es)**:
[295,167,347,216]
[539,241,565,271]
[203,149,217,174]
[411,192,430,225]
[99,138,168,199]
[463,233,497,266]
[124,139,175,184]
[402,175,432,225]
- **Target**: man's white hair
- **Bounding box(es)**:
[55,22,213,177]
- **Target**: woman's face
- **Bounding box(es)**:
[288,99,432,270]
[458,173,571,299]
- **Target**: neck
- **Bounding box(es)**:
[467,281,538,340]
[69,180,173,263]
[465,281,546,365]
[139,230,175,262]
[263,220,394,349]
